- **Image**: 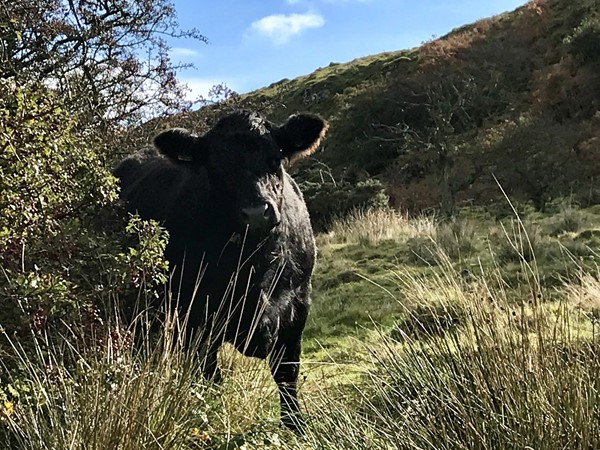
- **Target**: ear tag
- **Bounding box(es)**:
[178,154,194,162]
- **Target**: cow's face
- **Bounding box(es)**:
[153,111,328,233]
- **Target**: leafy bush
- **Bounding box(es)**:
[565,14,600,63]
[296,162,389,230]
[0,81,167,351]
[1,0,206,130]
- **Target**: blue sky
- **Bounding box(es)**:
[168,0,527,100]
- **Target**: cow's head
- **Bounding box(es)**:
[153,110,328,233]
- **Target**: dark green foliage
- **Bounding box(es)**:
[565,14,600,63]
[0,81,167,346]
[491,115,588,209]
[296,162,389,230]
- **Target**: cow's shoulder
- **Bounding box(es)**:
[115,148,210,225]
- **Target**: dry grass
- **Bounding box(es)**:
[320,208,411,245]
[319,208,437,246]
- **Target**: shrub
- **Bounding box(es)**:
[296,162,389,231]
[565,14,600,64]
[0,81,167,354]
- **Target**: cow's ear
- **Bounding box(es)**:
[154,128,206,164]
[274,114,328,165]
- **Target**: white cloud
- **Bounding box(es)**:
[170,47,200,58]
[249,12,325,45]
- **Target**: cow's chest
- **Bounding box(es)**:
[166,232,282,312]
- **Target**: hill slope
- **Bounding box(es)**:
[183,0,600,225]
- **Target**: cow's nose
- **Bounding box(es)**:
[240,203,276,230]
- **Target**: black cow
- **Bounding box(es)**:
[114,110,328,431]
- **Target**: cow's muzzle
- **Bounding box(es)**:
[240,203,278,231]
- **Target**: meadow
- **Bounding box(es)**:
[3,200,600,449]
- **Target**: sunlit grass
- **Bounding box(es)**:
[319,208,435,246]
[293,224,600,449]
[0,310,288,450]
[3,205,600,449]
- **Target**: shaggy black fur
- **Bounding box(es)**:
[114,110,328,431]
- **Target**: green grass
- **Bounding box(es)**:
[295,257,600,449]
[287,205,600,450]
[302,202,600,358]
[0,314,288,449]
[3,204,600,448]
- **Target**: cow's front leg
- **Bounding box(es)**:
[187,323,223,383]
[269,335,304,432]
[201,344,222,383]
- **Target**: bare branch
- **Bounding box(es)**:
[1,0,207,130]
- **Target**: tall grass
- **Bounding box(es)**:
[368,260,600,449]
[0,311,280,450]
[322,208,435,245]
[321,207,476,264]
[293,220,600,450]
[4,207,600,449]
[1,316,209,449]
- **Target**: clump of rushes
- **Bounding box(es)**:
[0,300,299,450]
[0,313,215,450]
[323,208,413,246]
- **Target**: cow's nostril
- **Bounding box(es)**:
[264,203,273,219]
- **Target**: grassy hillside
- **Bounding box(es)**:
[306,200,600,355]
[179,0,600,226]
[4,1,600,448]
